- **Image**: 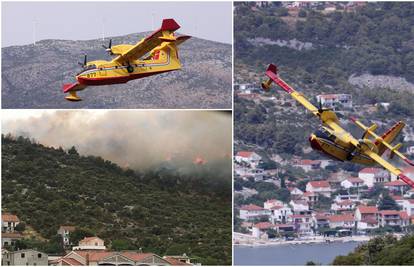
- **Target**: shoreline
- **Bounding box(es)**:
[233,233,375,247]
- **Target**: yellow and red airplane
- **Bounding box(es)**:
[262,64,414,188]
[62,18,190,101]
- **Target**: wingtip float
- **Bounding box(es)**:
[62,18,191,101]
[262,63,414,188]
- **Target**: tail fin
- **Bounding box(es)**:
[261,64,278,91]
[377,121,405,156]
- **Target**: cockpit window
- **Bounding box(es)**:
[77,64,97,75]
[314,127,335,142]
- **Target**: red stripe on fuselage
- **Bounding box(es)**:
[77,70,174,86]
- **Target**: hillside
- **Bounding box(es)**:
[1,135,231,265]
[333,235,414,265]
[234,2,414,158]
[2,34,231,109]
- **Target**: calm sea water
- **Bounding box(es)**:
[234,241,362,265]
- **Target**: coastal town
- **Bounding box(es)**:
[1,216,199,266]
[234,147,414,245]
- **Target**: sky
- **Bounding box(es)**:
[2,1,232,47]
[1,110,232,170]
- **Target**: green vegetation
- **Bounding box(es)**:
[235,2,414,82]
[332,235,414,265]
[1,135,231,265]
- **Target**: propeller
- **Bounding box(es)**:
[78,54,87,68]
[102,39,112,53]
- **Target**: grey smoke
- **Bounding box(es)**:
[2,110,232,171]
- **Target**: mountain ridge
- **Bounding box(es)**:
[2,33,231,109]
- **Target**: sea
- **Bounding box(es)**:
[234,241,362,265]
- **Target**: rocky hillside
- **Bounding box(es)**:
[2,33,231,109]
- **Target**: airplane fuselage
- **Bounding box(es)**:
[308,128,375,165]
[76,49,180,86]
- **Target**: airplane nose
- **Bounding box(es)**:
[309,134,322,151]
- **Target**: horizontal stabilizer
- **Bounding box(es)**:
[62,82,86,93]
[176,35,191,46]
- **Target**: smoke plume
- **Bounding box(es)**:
[2,110,232,172]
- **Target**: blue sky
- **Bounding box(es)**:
[2,1,232,47]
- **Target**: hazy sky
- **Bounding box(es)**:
[2,110,232,169]
[2,1,232,47]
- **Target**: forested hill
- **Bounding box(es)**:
[1,135,231,265]
[333,235,414,265]
[235,2,414,86]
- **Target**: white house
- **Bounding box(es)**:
[288,187,304,198]
[331,200,355,212]
[252,222,274,239]
[306,180,332,197]
[289,200,310,214]
[358,168,390,187]
[378,210,409,228]
[269,205,293,224]
[288,214,313,235]
[401,199,414,216]
[341,177,364,189]
[327,214,355,229]
[294,160,321,172]
[57,225,76,246]
[1,214,20,233]
[235,151,262,167]
[72,237,106,251]
[355,205,378,230]
[264,199,284,210]
[407,146,414,155]
[316,94,352,110]
[383,180,410,194]
[239,204,271,221]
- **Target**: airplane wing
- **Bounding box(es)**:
[364,149,414,188]
[263,64,357,142]
[113,19,180,64]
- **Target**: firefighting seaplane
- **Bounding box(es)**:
[262,64,414,188]
[62,18,190,101]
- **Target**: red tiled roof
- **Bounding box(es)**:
[328,214,354,222]
[357,205,378,214]
[236,151,254,158]
[384,180,407,187]
[346,177,364,183]
[121,252,154,262]
[1,232,23,238]
[60,258,84,266]
[359,168,382,174]
[80,236,102,243]
[269,205,283,210]
[400,211,409,220]
[289,214,311,218]
[274,223,294,228]
[254,222,274,230]
[336,199,353,206]
[1,214,19,222]
[302,192,316,197]
[60,225,76,231]
[379,210,400,216]
[240,204,264,211]
[75,251,113,262]
[298,159,320,165]
[308,181,330,188]
[163,257,192,266]
[361,218,378,225]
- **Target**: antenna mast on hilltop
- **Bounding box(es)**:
[32,19,37,46]
[151,12,155,30]
[101,18,106,41]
